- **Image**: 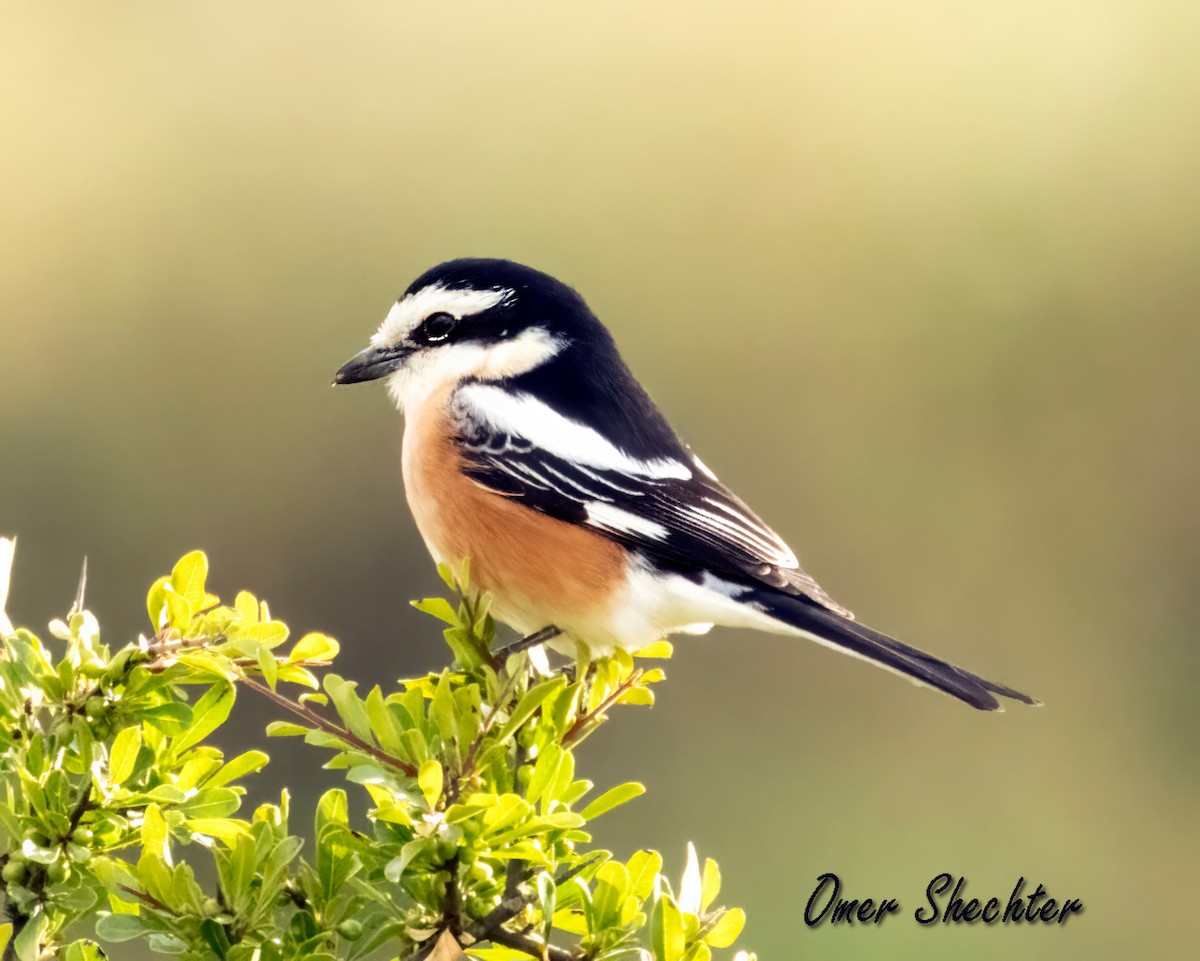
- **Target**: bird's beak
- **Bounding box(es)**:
[333,344,408,385]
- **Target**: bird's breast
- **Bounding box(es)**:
[401,385,627,640]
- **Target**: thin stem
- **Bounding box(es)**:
[119,884,174,915]
[239,675,417,778]
[66,783,92,833]
[562,670,643,747]
[446,664,524,805]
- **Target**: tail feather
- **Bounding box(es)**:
[750,589,1039,711]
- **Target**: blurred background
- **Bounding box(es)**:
[2,1,1197,958]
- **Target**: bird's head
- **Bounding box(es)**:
[334,258,602,411]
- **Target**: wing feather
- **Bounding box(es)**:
[452,391,852,617]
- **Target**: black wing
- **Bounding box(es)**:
[453,400,851,617]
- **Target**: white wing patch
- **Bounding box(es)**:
[456,385,693,481]
[585,502,669,540]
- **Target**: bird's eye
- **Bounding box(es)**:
[418,311,458,344]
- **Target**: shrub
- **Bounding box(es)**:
[0,540,752,961]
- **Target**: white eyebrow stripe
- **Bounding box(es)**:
[457,385,692,481]
[371,283,514,347]
[585,502,669,540]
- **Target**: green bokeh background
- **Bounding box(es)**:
[2,2,1197,958]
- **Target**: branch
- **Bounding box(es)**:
[239,674,417,777]
[0,783,95,961]
[475,856,600,938]
[447,668,522,806]
[562,670,643,747]
[486,926,577,961]
[67,783,92,833]
[119,883,175,915]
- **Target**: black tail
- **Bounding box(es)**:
[750,589,1039,711]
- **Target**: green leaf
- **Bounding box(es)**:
[155,588,192,633]
[146,933,188,955]
[525,742,563,808]
[143,803,170,861]
[627,850,663,900]
[590,861,630,931]
[619,687,655,706]
[384,838,432,882]
[230,620,289,651]
[170,551,209,612]
[323,674,373,742]
[95,913,147,943]
[430,672,458,748]
[140,701,193,736]
[205,750,269,788]
[537,872,557,937]
[704,908,745,948]
[63,940,105,961]
[497,674,566,743]
[410,597,461,627]
[172,683,234,755]
[701,858,721,913]
[372,802,414,827]
[234,590,259,626]
[108,726,141,786]
[288,631,339,664]
[467,949,533,961]
[365,687,406,757]
[199,918,231,957]
[146,576,171,630]
[418,759,443,809]
[181,787,240,819]
[257,646,278,689]
[13,911,45,961]
[652,892,686,961]
[580,782,645,820]
[315,790,358,899]
[266,722,308,737]
[186,818,251,845]
[551,909,588,935]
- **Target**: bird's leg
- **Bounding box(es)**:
[493,625,561,662]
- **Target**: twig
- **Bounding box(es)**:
[477,855,600,933]
[562,670,643,747]
[239,675,417,777]
[486,926,577,961]
[119,884,174,915]
[67,782,93,834]
[446,664,524,805]
[444,853,463,937]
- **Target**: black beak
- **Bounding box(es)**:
[333,345,408,385]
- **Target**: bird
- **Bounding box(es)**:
[334,258,1037,711]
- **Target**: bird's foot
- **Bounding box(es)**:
[493,625,562,663]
